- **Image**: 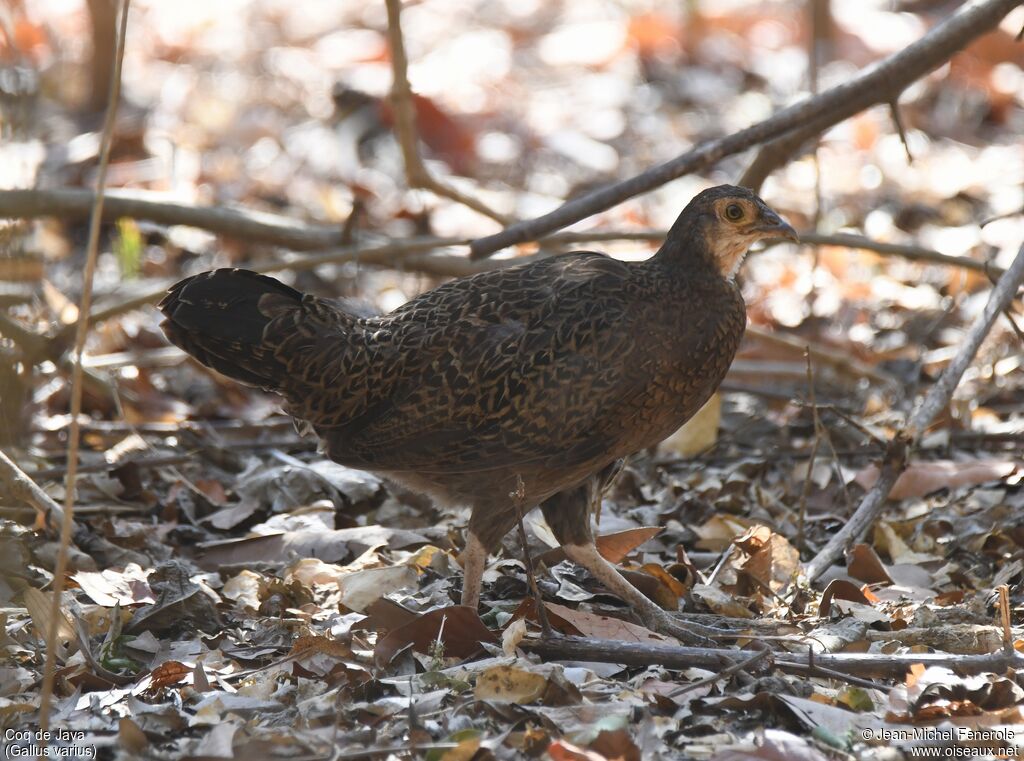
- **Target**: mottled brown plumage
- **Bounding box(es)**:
[159,184,796,643]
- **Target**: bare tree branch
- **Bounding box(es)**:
[786,232,1006,276]
[469,0,1022,259]
[383,0,508,224]
[804,241,1024,582]
[549,229,1005,276]
[0,187,1001,279]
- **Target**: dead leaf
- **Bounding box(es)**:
[23,588,76,653]
[543,602,675,644]
[711,728,832,761]
[71,564,156,607]
[872,523,939,565]
[338,565,418,612]
[436,735,482,761]
[548,741,609,761]
[694,515,756,552]
[117,718,149,754]
[846,544,894,585]
[637,563,689,599]
[190,720,239,757]
[819,579,876,616]
[502,618,528,656]
[737,528,800,594]
[691,584,755,619]
[660,393,721,457]
[539,527,663,566]
[855,459,1019,500]
[620,568,679,611]
[474,664,549,704]
[374,606,497,666]
[588,728,641,761]
[150,660,192,690]
[222,570,264,612]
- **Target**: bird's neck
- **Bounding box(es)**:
[649,216,721,278]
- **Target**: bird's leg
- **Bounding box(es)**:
[562,542,722,647]
[458,531,488,609]
[543,482,724,647]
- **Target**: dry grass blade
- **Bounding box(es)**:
[38,0,130,731]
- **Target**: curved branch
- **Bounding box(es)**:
[469,0,1022,259]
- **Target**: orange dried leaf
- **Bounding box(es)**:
[596,527,663,564]
[846,544,894,586]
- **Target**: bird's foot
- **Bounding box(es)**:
[640,608,727,648]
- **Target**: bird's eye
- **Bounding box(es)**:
[724,203,744,221]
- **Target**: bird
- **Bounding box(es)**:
[158,184,797,644]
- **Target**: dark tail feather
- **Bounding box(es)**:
[158,269,302,391]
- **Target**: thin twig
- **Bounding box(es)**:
[0,449,65,527]
[738,121,823,193]
[999,585,1012,650]
[470,0,1020,259]
[1,219,1006,380]
[383,0,508,225]
[510,476,552,638]
[668,645,771,698]
[889,100,914,162]
[38,0,129,731]
[789,232,1005,276]
[803,356,854,512]
[805,241,1024,581]
[739,0,833,193]
[0,196,1005,279]
[796,355,823,547]
[0,221,999,354]
[795,646,893,693]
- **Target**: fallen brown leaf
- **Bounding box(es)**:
[373,605,497,666]
[855,459,1019,500]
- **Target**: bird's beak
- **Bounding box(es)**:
[754,217,799,243]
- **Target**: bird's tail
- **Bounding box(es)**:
[158,268,314,393]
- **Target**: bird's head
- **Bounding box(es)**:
[661,185,798,279]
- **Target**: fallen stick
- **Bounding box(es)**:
[804,241,1024,581]
[521,634,1024,677]
[469,0,1022,258]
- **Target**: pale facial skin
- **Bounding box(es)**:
[705,196,798,279]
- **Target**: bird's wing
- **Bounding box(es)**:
[298,252,735,474]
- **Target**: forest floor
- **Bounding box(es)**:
[2,0,1024,759]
